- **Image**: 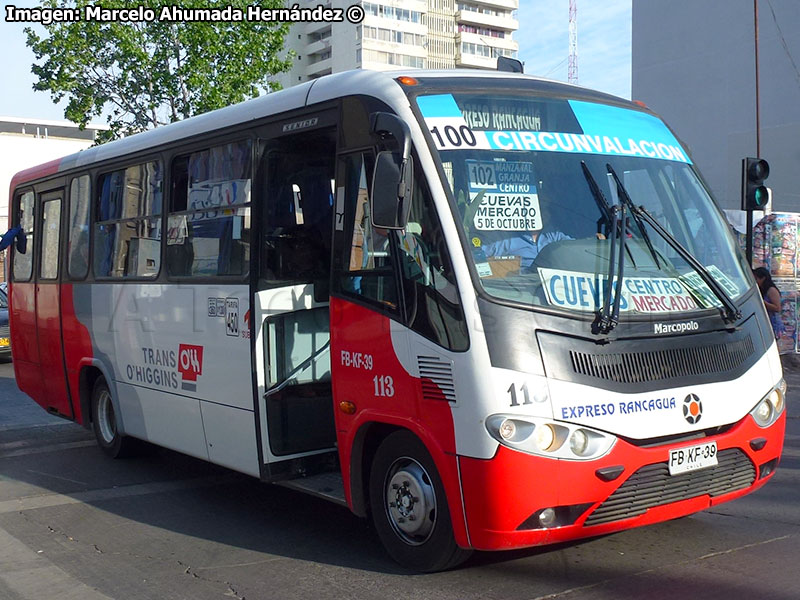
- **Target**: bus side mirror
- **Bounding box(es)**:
[369,112,414,230]
[371,151,413,230]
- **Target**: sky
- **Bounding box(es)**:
[0,0,632,123]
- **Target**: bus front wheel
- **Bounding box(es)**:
[368,431,472,572]
[91,378,136,458]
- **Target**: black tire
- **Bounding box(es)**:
[91,377,137,458]
[368,430,472,572]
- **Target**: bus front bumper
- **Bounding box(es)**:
[457,412,785,551]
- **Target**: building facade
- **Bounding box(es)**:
[632,0,800,213]
[281,0,519,86]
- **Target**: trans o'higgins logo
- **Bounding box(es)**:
[654,320,699,334]
[125,344,205,392]
[178,344,204,391]
[683,393,703,424]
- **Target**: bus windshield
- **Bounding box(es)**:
[414,91,751,318]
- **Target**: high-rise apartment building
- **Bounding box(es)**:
[280,0,519,87]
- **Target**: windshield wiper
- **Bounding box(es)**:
[604,164,661,269]
[581,162,626,334]
[580,161,613,238]
[605,165,742,324]
[595,201,627,335]
[581,162,640,270]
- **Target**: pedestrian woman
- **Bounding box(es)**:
[753,266,785,339]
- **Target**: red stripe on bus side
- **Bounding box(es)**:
[61,283,94,425]
[10,282,43,405]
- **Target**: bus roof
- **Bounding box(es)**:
[9,69,630,191]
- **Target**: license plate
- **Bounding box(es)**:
[668,441,718,475]
[0,338,8,347]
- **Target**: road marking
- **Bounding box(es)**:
[0,420,73,433]
[0,527,114,600]
[0,440,97,459]
[698,534,793,559]
[25,470,88,486]
[0,476,240,515]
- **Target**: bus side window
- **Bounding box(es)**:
[167,140,252,278]
[338,153,400,314]
[13,191,35,281]
[39,199,61,280]
[261,129,336,291]
[394,169,469,351]
[93,161,162,279]
[68,174,91,280]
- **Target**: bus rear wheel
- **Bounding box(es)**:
[368,431,472,572]
[91,377,136,458]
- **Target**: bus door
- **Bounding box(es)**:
[36,190,73,418]
[254,124,338,472]
[10,190,43,405]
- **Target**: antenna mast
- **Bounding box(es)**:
[568,0,578,84]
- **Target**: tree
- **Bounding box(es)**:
[26,0,293,142]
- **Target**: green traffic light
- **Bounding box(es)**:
[742,157,770,211]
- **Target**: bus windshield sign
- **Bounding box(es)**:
[417,94,691,163]
[414,91,749,316]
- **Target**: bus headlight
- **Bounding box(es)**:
[750,380,786,428]
[569,429,589,456]
[498,419,516,441]
[754,399,773,423]
[493,418,535,444]
[773,380,786,414]
[486,415,615,460]
[534,424,557,452]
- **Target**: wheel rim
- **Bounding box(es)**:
[384,457,437,546]
[96,389,116,445]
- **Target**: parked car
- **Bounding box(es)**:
[0,286,10,359]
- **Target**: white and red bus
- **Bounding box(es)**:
[8,70,785,571]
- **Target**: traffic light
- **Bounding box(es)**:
[741,157,770,211]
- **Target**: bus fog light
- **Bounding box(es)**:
[538,508,557,528]
[534,424,556,451]
[570,429,590,456]
[499,419,516,441]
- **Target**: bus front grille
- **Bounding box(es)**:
[584,448,755,527]
[569,336,754,385]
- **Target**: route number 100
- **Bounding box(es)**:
[429,125,477,148]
